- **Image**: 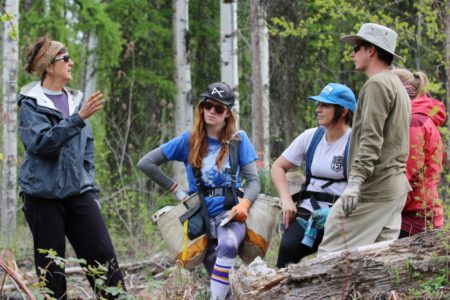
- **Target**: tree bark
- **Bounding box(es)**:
[173,0,192,187]
[81,31,98,99]
[1,0,19,246]
[220,0,239,126]
[251,0,264,170]
[259,5,270,169]
[230,230,449,299]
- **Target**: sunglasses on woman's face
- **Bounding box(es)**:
[202,101,227,114]
[54,54,71,63]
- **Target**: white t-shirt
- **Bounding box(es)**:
[282,127,351,211]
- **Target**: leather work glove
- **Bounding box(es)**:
[341,176,364,217]
[173,185,189,201]
[230,198,252,222]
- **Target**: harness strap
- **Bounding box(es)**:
[182,220,189,261]
[193,169,212,243]
[202,187,244,198]
[309,176,347,189]
[299,191,340,204]
[191,133,242,241]
[305,126,349,189]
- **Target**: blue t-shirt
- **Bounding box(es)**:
[161,130,257,217]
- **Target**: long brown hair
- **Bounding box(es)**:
[189,102,237,170]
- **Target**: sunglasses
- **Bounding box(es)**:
[352,44,363,53]
[202,101,227,114]
[53,55,71,63]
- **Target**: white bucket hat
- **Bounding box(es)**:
[341,23,404,61]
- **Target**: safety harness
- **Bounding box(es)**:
[192,134,242,242]
[294,126,350,206]
[296,126,350,248]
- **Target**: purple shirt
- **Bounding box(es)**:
[44,89,69,118]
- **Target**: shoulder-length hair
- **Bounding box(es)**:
[189,102,237,170]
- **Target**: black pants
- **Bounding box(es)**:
[22,192,125,299]
[399,230,411,239]
[276,209,324,268]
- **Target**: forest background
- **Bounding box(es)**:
[0,0,449,292]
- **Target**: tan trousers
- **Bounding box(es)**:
[318,193,407,256]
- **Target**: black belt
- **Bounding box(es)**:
[203,187,244,198]
[300,191,340,204]
[203,187,228,197]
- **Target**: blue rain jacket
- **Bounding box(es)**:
[17,81,99,199]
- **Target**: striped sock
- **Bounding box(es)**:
[210,256,235,300]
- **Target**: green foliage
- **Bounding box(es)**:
[409,268,448,299]
[10,1,450,297]
[259,168,277,197]
[0,11,17,40]
[33,249,127,299]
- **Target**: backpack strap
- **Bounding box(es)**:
[224,133,241,209]
[305,126,350,189]
[305,126,326,187]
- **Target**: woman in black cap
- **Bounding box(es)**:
[138,82,260,300]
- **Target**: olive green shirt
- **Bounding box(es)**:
[349,70,412,201]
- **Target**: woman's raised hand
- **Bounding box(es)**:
[78,91,105,120]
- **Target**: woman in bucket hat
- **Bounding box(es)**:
[271,83,356,267]
[18,36,125,299]
[138,82,260,300]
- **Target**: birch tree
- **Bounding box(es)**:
[250,0,270,169]
[259,5,270,169]
[173,0,192,187]
[1,0,19,245]
[220,0,239,125]
[81,32,98,98]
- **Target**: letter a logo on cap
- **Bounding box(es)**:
[211,87,224,98]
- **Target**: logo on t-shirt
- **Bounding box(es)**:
[331,155,344,172]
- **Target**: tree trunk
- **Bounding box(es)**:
[220,0,239,126]
[251,0,264,170]
[259,5,270,169]
[172,0,192,188]
[81,31,98,99]
[1,0,19,246]
[230,230,449,299]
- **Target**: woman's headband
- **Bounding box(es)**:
[32,40,65,76]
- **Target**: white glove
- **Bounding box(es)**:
[341,177,363,217]
[174,186,189,201]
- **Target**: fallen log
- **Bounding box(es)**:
[230,229,449,299]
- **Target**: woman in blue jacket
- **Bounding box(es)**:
[18,36,125,299]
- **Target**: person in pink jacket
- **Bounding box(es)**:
[393,69,446,237]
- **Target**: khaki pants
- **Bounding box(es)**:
[318,193,407,256]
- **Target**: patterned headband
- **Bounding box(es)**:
[32,40,65,76]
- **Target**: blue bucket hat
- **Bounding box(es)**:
[307,83,356,112]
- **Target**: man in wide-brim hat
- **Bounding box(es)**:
[318,23,412,255]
